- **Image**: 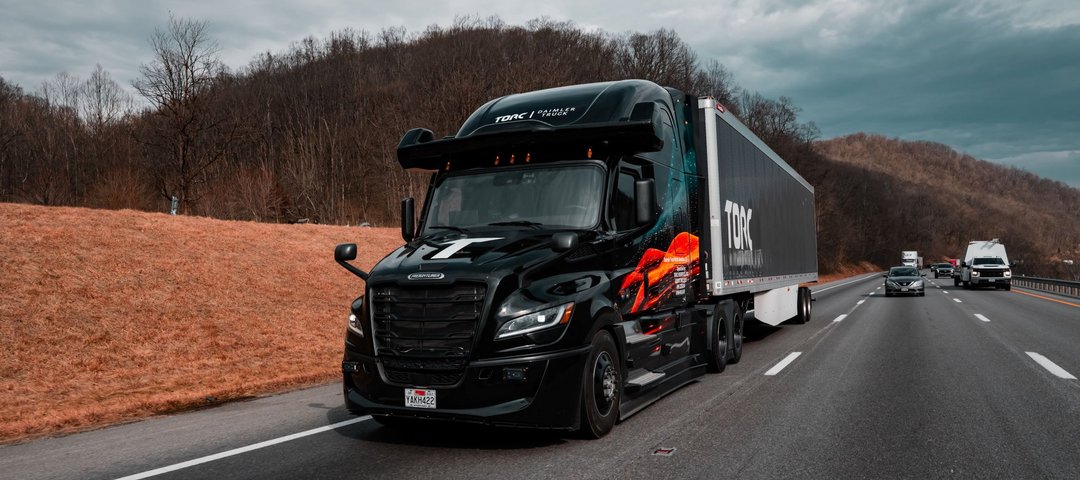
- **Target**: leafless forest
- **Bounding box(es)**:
[1,16,1077,277]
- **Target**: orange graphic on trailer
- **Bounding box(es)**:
[619,232,700,313]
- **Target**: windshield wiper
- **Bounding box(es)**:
[427,225,470,233]
[487,221,545,229]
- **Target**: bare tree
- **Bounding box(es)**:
[133,13,230,214]
[81,64,132,132]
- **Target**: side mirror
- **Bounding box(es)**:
[401,197,416,242]
[921,273,926,277]
[552,232,579,252]
[882,274,888,278]
[334,243,369,281]
[635,179,658,226]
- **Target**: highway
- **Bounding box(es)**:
[3,273,1079,479]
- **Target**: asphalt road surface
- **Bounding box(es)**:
[4,273,1079,479]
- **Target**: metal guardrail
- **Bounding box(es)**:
[1013,276,1080,298]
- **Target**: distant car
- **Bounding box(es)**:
[932,262,953,278]
[884,266,925,297]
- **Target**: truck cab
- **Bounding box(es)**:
[334,80,817,438]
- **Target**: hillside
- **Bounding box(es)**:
[810,134,1080,277]
[0,203,400,443]
[3,18,1077,281]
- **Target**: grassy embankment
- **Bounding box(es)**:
[0,203,398,443]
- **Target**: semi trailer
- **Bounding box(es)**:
[334,79,818,437]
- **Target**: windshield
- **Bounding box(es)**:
[890,267,918,277]
[423,165,603,235]
[973,257,1006,266]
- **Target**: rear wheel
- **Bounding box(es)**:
[730,301,745,364]
[579,330,621,438]
[706,304,730,373]
[791,287,812,324]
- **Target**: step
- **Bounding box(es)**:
[626,370,666,388]
[625,333,657,345]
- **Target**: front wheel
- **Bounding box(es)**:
[579,330,621,438]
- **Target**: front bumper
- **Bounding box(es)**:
[885,284,924,295]
[343,345,591,429]
[969,277,1011,286]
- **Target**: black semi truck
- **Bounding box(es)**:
[335,79,817,437]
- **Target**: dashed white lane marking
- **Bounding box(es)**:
[833,314,848,322]
[1026,352,1077,380]
[975,314,990,322]
[857,299,866,305]
[954,298,962,303]
[115,416,373,480]
[765,352,803,376]
[943,291,950,294]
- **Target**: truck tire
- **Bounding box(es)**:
[580,330,621,438]
[730,301,745,365]
[791,287,812,324]
[706,302,730,373]
[1004,284,1012,291]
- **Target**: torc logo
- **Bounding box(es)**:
[495,112,529,123]
[724,200,753,250]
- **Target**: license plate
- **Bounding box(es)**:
[901,287,909,292]
[405,388,436,409]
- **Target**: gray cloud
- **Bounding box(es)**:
[1,0,1077,186]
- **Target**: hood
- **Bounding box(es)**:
[369,230,591,284]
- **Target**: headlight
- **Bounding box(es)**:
[1004,270,1012,277]
[496,302,574,339]
[971,271,980,277]
[886,280,898,287]
[347,296,364,338]
[912,280,923,288]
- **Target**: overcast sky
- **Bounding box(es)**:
[3,0,1078,187]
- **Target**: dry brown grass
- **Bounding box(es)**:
[0,202,399,444]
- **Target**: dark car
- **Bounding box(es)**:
[932,262,953,278]
[884,266,925,297]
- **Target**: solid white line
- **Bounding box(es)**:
[1026,352,1077,380]
[833,314,848,322]
[857,299,866,305]
[974,314,990,322]
[765,352,803,376]
[813,273,881,293]
[115,416,372,480]
[953,298,962,303]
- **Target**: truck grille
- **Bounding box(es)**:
[370,283,485,386]
[974,269,1006,278]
